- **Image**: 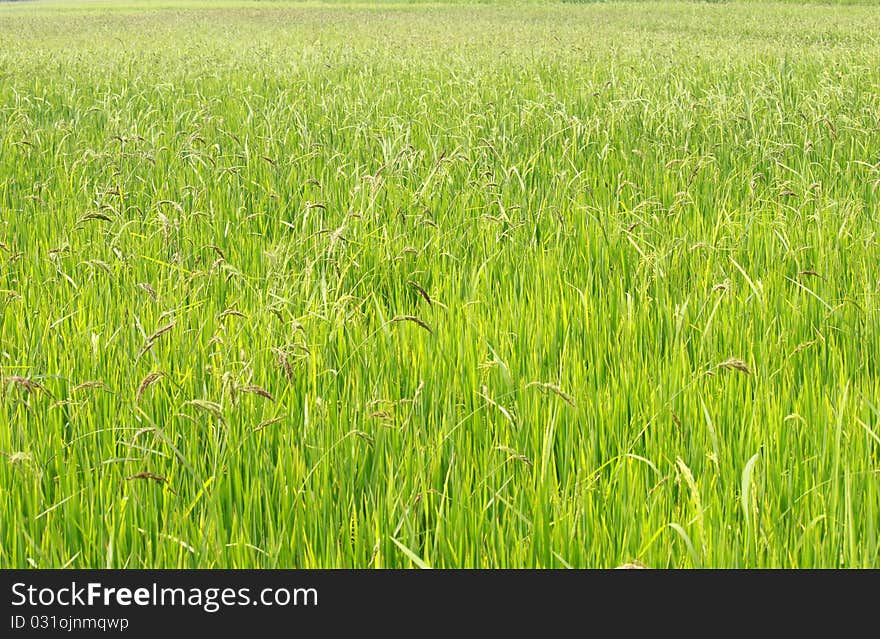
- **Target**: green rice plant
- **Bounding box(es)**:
[0,0,878,568]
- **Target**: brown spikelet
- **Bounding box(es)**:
[718,358,752,375]
[205,244,227,261]
[136,340,156,361]
[137,282,158,300]
[183,399,224,421]
[391,315,433,334]
[369,410,394,425]
[478,386,515,424]
[136,372,164,402]
[494,445,533,467]
[798,270,823,280]
[72,380,108,393]
[407,281,433,307]
[254,417,283,432]
[79,212,113,223]
[126,472,167,484]
[50,399,83,410]
[526,382,576,407]
[671,409,682,432]
[274,349,294,380]
[792,341,815,354]
[241,385,275,402]
[3,376,47,395]
[147,320,175,343]
[218,309,246,321]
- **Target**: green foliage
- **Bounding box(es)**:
[1,1,879,568]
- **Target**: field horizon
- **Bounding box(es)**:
[1,0,879,568]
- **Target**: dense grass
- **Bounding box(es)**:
[1,1,879,568]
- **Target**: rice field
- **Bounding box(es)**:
[1,0,879,568]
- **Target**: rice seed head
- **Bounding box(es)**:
[137,282,158,300]
[205,244,227,261]
[254,416,283,432]
[78,212,113,223]
[3,376,45,394]
[147,319,176,343]
[407,280,433,306]
[526,381,576,407]
[718,358,752,375]
[241,385,275,402]
[126,472,167,484]
[183,399,225,422]
[792,341,815,355]
[136,371,164,402]
[218,308,246,321]
[391,315,433,334]
[8,451,35,467]
[72,380,108,393]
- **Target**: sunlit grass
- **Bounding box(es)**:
[1,0,879,568]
